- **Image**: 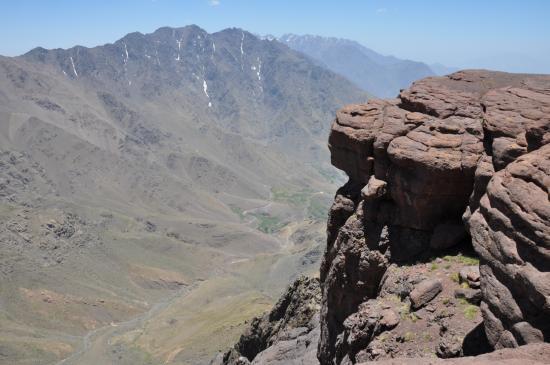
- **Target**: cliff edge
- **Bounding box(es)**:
[219,70,550,365]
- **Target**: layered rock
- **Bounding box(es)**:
[321,70,550,364]
[468,144,550,347]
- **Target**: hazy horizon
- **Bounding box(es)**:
[1,0,549,74]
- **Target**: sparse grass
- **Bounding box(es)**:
[461,282,470,289]
[430,263,439,271]
[399,307,420,322]
[116,345,157,365]
[307,196,329,221]
[423,333,433,341]
[458,298,469,306]
[271,187,330,222]
[404,331,415,342]
[229,205,245,220]
[450,272,460,283]
[444,263,451,270]
[133,277,273,364]
[442,297,451,305]
[315,165,343,184]
[463,305,478,320]
[399,303,411,320]
[388,295,402,304]
[443,254,480,266]
[271,187,312,206]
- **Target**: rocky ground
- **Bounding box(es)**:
[219,251,487,364]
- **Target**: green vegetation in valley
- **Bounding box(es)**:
[229,205,245,220]
[271,187,313,206]
[314,164,344,184]
[307,195,329,221]
[250,213,287,234]
[271,187,331,222]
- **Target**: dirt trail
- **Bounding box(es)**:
[56,284,194,365]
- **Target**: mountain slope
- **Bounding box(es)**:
[279,34,436,98]
[0,25,367,365]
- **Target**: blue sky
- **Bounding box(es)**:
[1,0,549,73]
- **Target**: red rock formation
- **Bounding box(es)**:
[320,70,550,364]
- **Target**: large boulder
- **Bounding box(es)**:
[409,278,443,310]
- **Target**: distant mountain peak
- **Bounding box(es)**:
[279,33,450,98]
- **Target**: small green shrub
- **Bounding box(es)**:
[404,332,415,342]
[399,303,411,319]
[464,305,478,320]
[443,254,479,266]
[251,213,286,233]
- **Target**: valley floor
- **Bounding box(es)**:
[0,185,332,365]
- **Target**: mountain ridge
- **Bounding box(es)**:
[279,33,442,98]
[0,24,366,364]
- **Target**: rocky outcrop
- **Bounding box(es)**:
[468,144,550,348]
[216,276,321,365]
[320,70,550,364]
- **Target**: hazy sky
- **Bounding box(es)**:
[1,0,549,73]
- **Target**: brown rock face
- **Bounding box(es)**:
[320,70,550,364]
[468,144,550,348]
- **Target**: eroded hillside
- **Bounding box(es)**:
[0,25,368,364]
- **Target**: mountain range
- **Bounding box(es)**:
[279,34,456,98]
[0,24,461,365]
[0,24,368,365]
